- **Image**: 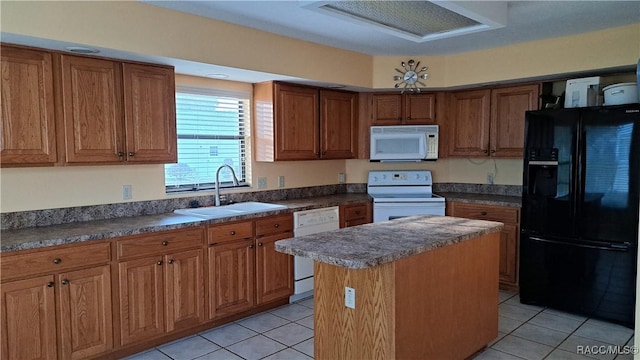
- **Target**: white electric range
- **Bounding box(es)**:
[367,170,445,223]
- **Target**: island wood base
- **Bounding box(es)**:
[314,232,500,360]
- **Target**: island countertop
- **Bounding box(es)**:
[275,215,503,269]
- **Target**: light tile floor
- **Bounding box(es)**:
[126,292,635,360]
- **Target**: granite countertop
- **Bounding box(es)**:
[439,192,521,207]
[0,194,371,253]
[275,215,503,269]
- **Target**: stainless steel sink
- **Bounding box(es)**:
[173,202,287,219]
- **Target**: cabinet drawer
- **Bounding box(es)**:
[344,204,368,221]
[1,242,110,281]
[256,215,293,236]
[116,227,204,260]
[208,220,254,245]
[451,203,519,224]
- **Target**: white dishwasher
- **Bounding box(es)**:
[292,206,340,302]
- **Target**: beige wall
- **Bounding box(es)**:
[1,2,639,213]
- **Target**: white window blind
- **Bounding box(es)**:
[165,86,249,192]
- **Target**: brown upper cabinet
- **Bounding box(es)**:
[254,82,357,161]
[58,54,177,164]
[0,44,177,167]
[372,93,436,125]
[447,84,539,158]
[1,45,58,167]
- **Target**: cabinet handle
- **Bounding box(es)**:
[157,260,163,266]
[407,117,411,121]
[162,241,169,246]
[480,211,487,216]
[397,117,402,121]
[248,244,254,249]
[491,150,496,154]
[52,258,61,265]
[168,259,174,264]
[117,152,125,158]
[274,224,279,228]
[230,231,236,235]
[47,282,54,288]
[483,150,488,154]
[61,279,69,285]
[258,242,263,247]
[128,152,135,157]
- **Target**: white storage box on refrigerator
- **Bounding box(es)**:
[564,76,601,108]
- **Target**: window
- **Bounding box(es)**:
[165,86,250,192]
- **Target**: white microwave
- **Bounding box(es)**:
[370,125,438,161]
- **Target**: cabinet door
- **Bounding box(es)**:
[1,275,57,360]
[165,249,204,332]
[499,224,519,285]
[372,94,403,125]
[448,89,491,157]
[320,90,357,159]
[58,265,113,360]
[122,63,177,163]
[490,84,539,157]
[405,93,436,124]
[256,232,294,304]
[1,45,57,166]
[208,241,255,320]
[60,54,124,163]
[118,256,165,345]
[274,83,319,160]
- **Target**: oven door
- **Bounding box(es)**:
[373,202,445,223]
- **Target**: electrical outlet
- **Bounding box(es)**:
[258,177,267,189]
[345,286,355,309]
[278,176,285,188]
[339,172,346,184]
[487,173,494,185]
[122,185,132,200]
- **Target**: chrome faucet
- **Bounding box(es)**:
[215,165,240,206]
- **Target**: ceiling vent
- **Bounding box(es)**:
[301,1,507,42]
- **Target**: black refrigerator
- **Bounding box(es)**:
[520,103,640,327]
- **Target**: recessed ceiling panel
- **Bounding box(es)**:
[302,0,506,42]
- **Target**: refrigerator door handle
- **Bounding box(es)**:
[528,236,631,252]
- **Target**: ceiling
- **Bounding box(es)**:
[144,1,640,56]
[3,1,638,87]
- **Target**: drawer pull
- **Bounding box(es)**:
[168,259,174,264]
[128,152,135,157]
[157,261,163,266]
[480,211,487,216]
[274,224,279,228]
[162,241,169,246]
[52,258,62,265]
[230,231,236,235]
[47,282,54,288]
[61,279,69,285]
[248,244,254,249]
[258,242,263,247]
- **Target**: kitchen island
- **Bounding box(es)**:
[275,215,503,360]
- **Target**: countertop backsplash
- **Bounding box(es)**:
[0,182,518,231]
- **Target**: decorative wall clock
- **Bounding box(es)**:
[393,59,429,93]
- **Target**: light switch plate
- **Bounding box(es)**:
[258,177,267,189]
[345,286,355,309]
[122,185,132,200]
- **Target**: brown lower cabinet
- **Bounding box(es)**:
[1,241,113,360]
[115,228,205,346]
[339,202,372,228]
[0,214,295,359]
[208,214,294,320]
[447,202,520,291]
